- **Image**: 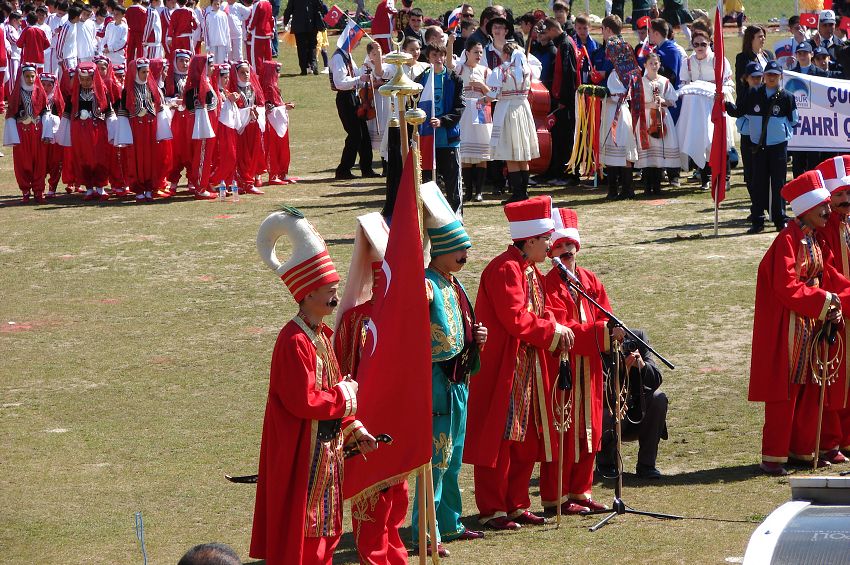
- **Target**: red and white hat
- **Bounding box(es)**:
[256,207,340,302]
[815,155,850,193]
[504,196,555,240]
[336,212,390,328]
[551,207,580,250]
[781,170,830,217]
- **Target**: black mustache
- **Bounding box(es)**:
[457,258,467,264]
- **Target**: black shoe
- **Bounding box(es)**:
[563,175,580,187]
[635,464,662,479]
[596,464,619,480]
[361,169,381,178]
[746,224,765,234]
[299,69,308,76]
[334,170,357,180]
[501,194,527,205]
[311,64,319,75]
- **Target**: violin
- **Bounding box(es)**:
[356,67,377,121]
[648,82,665,139]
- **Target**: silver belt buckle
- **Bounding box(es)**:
[79,109,91,120]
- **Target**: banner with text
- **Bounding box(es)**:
[783,70,850,152]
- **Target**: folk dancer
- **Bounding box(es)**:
[183,54,220,199]
[4,64,48,203]
[749,171,850,476]
[229,60,266,194]
[464,196,573,531]
[260,60,296,186]
[167,0,198,53]
[245,0,275,71]
[251,208,378,565]
[40,72,65,198]
[17,12,51,72]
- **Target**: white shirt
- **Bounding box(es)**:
[331,51,361,91]
[227,2,250,39]
[204,8,230,47]
[5,24,21,60]
[57,20,77,62]
[76,18,97,59]
[103,20,128,61]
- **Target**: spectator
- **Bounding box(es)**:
[773,16,807,70]
[404,6,425,52]
[177,543,241,565]
[734,24,773,89]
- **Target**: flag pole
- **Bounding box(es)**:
[417,467,427,565]
[342,11,377,43]
[425,464,441,564]
[430,63,437,173]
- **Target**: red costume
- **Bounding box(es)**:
[465,197,567,526]
[125,4,148,61]
[260,61,292,185]
[183,55,220,197]
[251,209,367,565]
[0,29,7,108]
[164,52,192,191]
[121,58,166,199]
[749,171,850,468]
[245,0,274,70]
[229,61,266,193]
[6,65,48,201]
[95,57,128,195]
[40,73,64,194]
[167,6,197,52]
[371,0,397,54]
[65,62,111,189]
[16,26,51,68]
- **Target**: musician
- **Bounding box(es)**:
[597,329,668,480]
[465,196,573,531]
[539,208,620,515]
[749,171,850,476]
[540,17,579,187]
[251,208,377,565]
[637,53,679,195]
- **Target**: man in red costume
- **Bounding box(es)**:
[464,195,573,530]
[539,208,620,514]
[749,170,850,476]
[63,62,111,198]
[167,0,198,52]
[5,64,48,203]
[333,212,410,565]
[125,0,148,61]
[245,0,274,71]
[228,60,265,194]
[251,207,378,565]
[17,13,51,71]
[812,155,850,464]
[371,0,397,54]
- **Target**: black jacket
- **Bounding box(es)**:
[283,0,328,34]
[734,50,775,88]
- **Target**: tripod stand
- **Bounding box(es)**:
[553,267,682,531]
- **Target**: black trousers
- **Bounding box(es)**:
[598,389,669,470]
[546,106,575,179]
[295,31,318,72]
[751,142,789,228]
[424,146,462,214]
[611,0,626,19]
[792,150,821,179]
[335,91,373,175]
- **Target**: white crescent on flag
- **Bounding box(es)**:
[381,260,392,297]
[365,319,379,356]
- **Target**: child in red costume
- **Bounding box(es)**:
[39,72,65,198]
[182,54,219,199]
[164,49,193,194]
[260,60,296,186]
[228,60,265,194]
[5,64,48,203]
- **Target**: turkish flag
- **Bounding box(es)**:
[840,17,850,32]
[323,4,345,27]
[343,152,433,500]
[710,3,727,204]
[800,13,819,29]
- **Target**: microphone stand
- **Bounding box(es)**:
[555,268,682,531]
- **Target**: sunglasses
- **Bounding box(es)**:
[693,42,708,47]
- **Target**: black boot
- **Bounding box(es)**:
[643,168,654,195]
[501,171,528,205]
[606,167,620,200]
[474,167,485,201]
[521,170,531,197]
[620,166,635,199]
[462,168,475,202]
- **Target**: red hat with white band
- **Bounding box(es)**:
[781,170,830,217]
[815,155,850,193]
[504,196,555,240]
[256,206,340,302]
[551,207,580,250]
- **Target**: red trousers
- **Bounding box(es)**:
[236,121,265,188]
[819,405,850,451]
[46,143,63,190]
[247,36,272,70]
[302,535,341,565]
[539,431,595,506]
[351,482,408,565]
[127,33,143,61]
[71,119,110,188]
[109,146,127,189]
[62,145,77,187]
[211,124,237,186]
[266,129,291,178]
[189,135,218,191]
[171,36,191,52]
[13,122,47,193]
[473,430,540,522]
[167,110,192,184]
[763,383,820,462]
[124,115,161,192]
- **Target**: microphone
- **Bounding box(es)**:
[551,256,582,287]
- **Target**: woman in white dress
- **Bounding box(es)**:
[677,30,735,190]
[456,39,491,202]
[637,53,679,195]
[486,41,538,204]
[600,60,639,197]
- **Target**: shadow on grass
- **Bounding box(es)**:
[594,463,762,489]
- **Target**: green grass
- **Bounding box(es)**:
[0,17,829,565]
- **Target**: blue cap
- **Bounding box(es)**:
[764,60,782,74]
[745,61,764,76]
[795,42,813,53]
[814,46,830,57]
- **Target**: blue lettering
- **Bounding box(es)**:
[811,117,823,136]
[828,87,837,107]
[843,118,850,138]
[824,114,835,136]
[801,116,812,136]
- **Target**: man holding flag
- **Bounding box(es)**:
[330,18,376,180]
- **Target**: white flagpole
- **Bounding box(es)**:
[430,63,436,172]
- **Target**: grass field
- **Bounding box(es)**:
[0,6,840,565]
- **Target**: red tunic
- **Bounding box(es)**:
[371,0,396,54]
[125,5,148,60]
[16,26,51,65]
[250,317,360,565]
[817,211,850,409]
[464,245,562,468]
[544,266,611,455]
[749,220,850,403]
[167,7,197,52]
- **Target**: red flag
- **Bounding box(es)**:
[710,4,727,204]
[840,17,850,33]
[343,152,433,500]
[323,4,344,27]
[800,13,819,29]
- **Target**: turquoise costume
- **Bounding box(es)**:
[411,265,479,544]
